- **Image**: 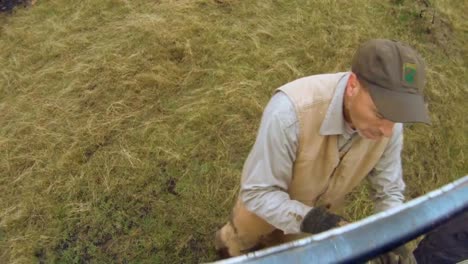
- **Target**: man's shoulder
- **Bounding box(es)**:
[264,92,298,129]
[277,72,348,107]
[280,72,348,89]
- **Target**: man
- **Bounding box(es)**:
[215,39,430,262]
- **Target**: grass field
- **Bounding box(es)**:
[0,0,466,263]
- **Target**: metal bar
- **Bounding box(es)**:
[210,175,468,264]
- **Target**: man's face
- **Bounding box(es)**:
[346,78,395,140]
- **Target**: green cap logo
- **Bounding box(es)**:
[404,63,417,85]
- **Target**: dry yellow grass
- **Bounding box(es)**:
[0,0,466,263]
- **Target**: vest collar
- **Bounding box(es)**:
[319,72,356,139]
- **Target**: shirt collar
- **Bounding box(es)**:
[319,72,356,139]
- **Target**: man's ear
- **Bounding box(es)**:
[346,72,360,97]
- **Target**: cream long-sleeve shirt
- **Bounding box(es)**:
[240,73,405,234]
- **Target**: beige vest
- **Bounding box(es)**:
[277,72,390,210]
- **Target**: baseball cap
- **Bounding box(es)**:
[352,39,430,124]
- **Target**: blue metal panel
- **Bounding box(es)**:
[210,175,468,264]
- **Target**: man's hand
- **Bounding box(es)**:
[370,244,417,264]
[300,206,348,234]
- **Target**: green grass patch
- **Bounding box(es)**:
[0,0,466,263]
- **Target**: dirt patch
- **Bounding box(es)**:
[422,10,453,49]
[34,248,46,264]
[165,177,179,196]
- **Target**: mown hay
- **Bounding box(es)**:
[0,0,466,263]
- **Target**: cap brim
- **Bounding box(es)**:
[361,79,431,124]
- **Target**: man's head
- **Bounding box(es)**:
[344,39,430,140]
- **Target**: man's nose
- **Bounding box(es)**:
[380,120,395,137]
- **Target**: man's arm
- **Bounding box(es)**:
[368,123,406,213]
[240,92,312,234]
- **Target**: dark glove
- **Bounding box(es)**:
[300,206,348,234]
[370,244,417,264]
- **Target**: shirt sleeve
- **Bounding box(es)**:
[240,92,312,235]
[368,123,406,213]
